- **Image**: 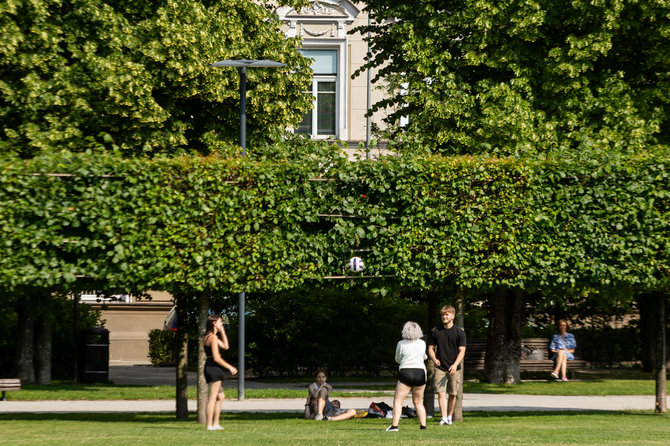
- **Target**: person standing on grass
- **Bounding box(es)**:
[550,319,576,382]
[203,315,238,431]
[385,321,428,432]
[428,305,466,426]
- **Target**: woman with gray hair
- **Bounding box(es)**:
[386,321,427,432]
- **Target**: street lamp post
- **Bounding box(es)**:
[211,60,286,156]
[211,59,286,401]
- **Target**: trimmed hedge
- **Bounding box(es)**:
[1,149,667,297]
[1,148,668,375]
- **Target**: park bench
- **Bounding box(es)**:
[464,338,588,378]
[0,378,21,400]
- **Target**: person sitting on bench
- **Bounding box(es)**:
[550,319,576,381]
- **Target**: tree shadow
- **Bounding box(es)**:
[0,409,658,424]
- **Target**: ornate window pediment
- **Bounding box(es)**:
[276,1,360,38]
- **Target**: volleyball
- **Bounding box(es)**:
[348,256,364,273]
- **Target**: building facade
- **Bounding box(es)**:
[84,291,172,365]
[277,1,388,146]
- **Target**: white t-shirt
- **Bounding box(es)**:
[395,339,427,371]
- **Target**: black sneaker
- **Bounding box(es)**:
[385,426,399,432]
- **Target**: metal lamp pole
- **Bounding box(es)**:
[211,59,286,400]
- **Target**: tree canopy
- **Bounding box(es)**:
[357,0,670,156]
[0,0,312,158]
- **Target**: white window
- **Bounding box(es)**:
[80,291,132,303]
[297,49,338,138]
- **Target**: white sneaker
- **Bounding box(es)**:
[314,414,324,421]
[440,418,449,425]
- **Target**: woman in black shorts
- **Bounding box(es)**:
[386,321,427,432]
[203,315,238,431]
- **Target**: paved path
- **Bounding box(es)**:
[0,394,660,414]
[0,365,663,414]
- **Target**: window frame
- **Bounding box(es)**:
[296,42,347,139]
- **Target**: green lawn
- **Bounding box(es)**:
[8,383,392,401]
[463,379,668,396]
[7,378,668,401]
[1,411,668,445]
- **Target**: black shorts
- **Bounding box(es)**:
[204,358,226,383]
[398,368,426,387]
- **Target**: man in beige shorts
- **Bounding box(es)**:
[428,305,467,425]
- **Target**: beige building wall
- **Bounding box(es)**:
[346,6,389,144]
[85,291,173,365]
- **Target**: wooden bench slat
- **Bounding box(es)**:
[0,378,22,400]
[462,338,588,372]
[0,379,21,388]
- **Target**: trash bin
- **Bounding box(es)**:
[79,326,109,383]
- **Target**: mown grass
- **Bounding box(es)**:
[463,379,668,396]
[8,382,393,401]
[7,377,667,401]
[1,411,668,445]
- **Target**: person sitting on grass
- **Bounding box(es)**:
[550,319,577,382]
[304,369,356,421]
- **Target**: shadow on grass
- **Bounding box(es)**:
[0,410,657,424]
[21,382,165,393]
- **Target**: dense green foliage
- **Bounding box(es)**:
[147,329,181,366]
[574,325,641,367]
[1,148,667,296]
[245,287,426,376]
[0,0,312,158]
[357,0,670,156]
[0,292,101,378]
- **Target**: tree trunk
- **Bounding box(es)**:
[175,294,189,420]
[73,292,80,383]
[422,289,440,418]
[638,294,655,373]
[34,293,52,385]
[197,293,208,424]
[453,287,465,423]
[485,288,523,384]
[654,293,667,414]
[14,292,35,383]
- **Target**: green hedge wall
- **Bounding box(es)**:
[0,148,668,298]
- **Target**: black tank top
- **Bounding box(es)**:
[204,335,220,358]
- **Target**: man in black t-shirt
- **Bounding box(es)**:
[428,305,466,425]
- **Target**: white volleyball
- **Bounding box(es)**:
[348,256,364,273]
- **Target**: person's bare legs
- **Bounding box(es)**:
[437,391,448,419]
[206,381,222,429]
[391,381,411,427]
[552,350,566,378]
[316,387,328,416]
[212,389,225,428]
[447,393,457,417]
[330,408,356,421]
[411,385,427,427]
